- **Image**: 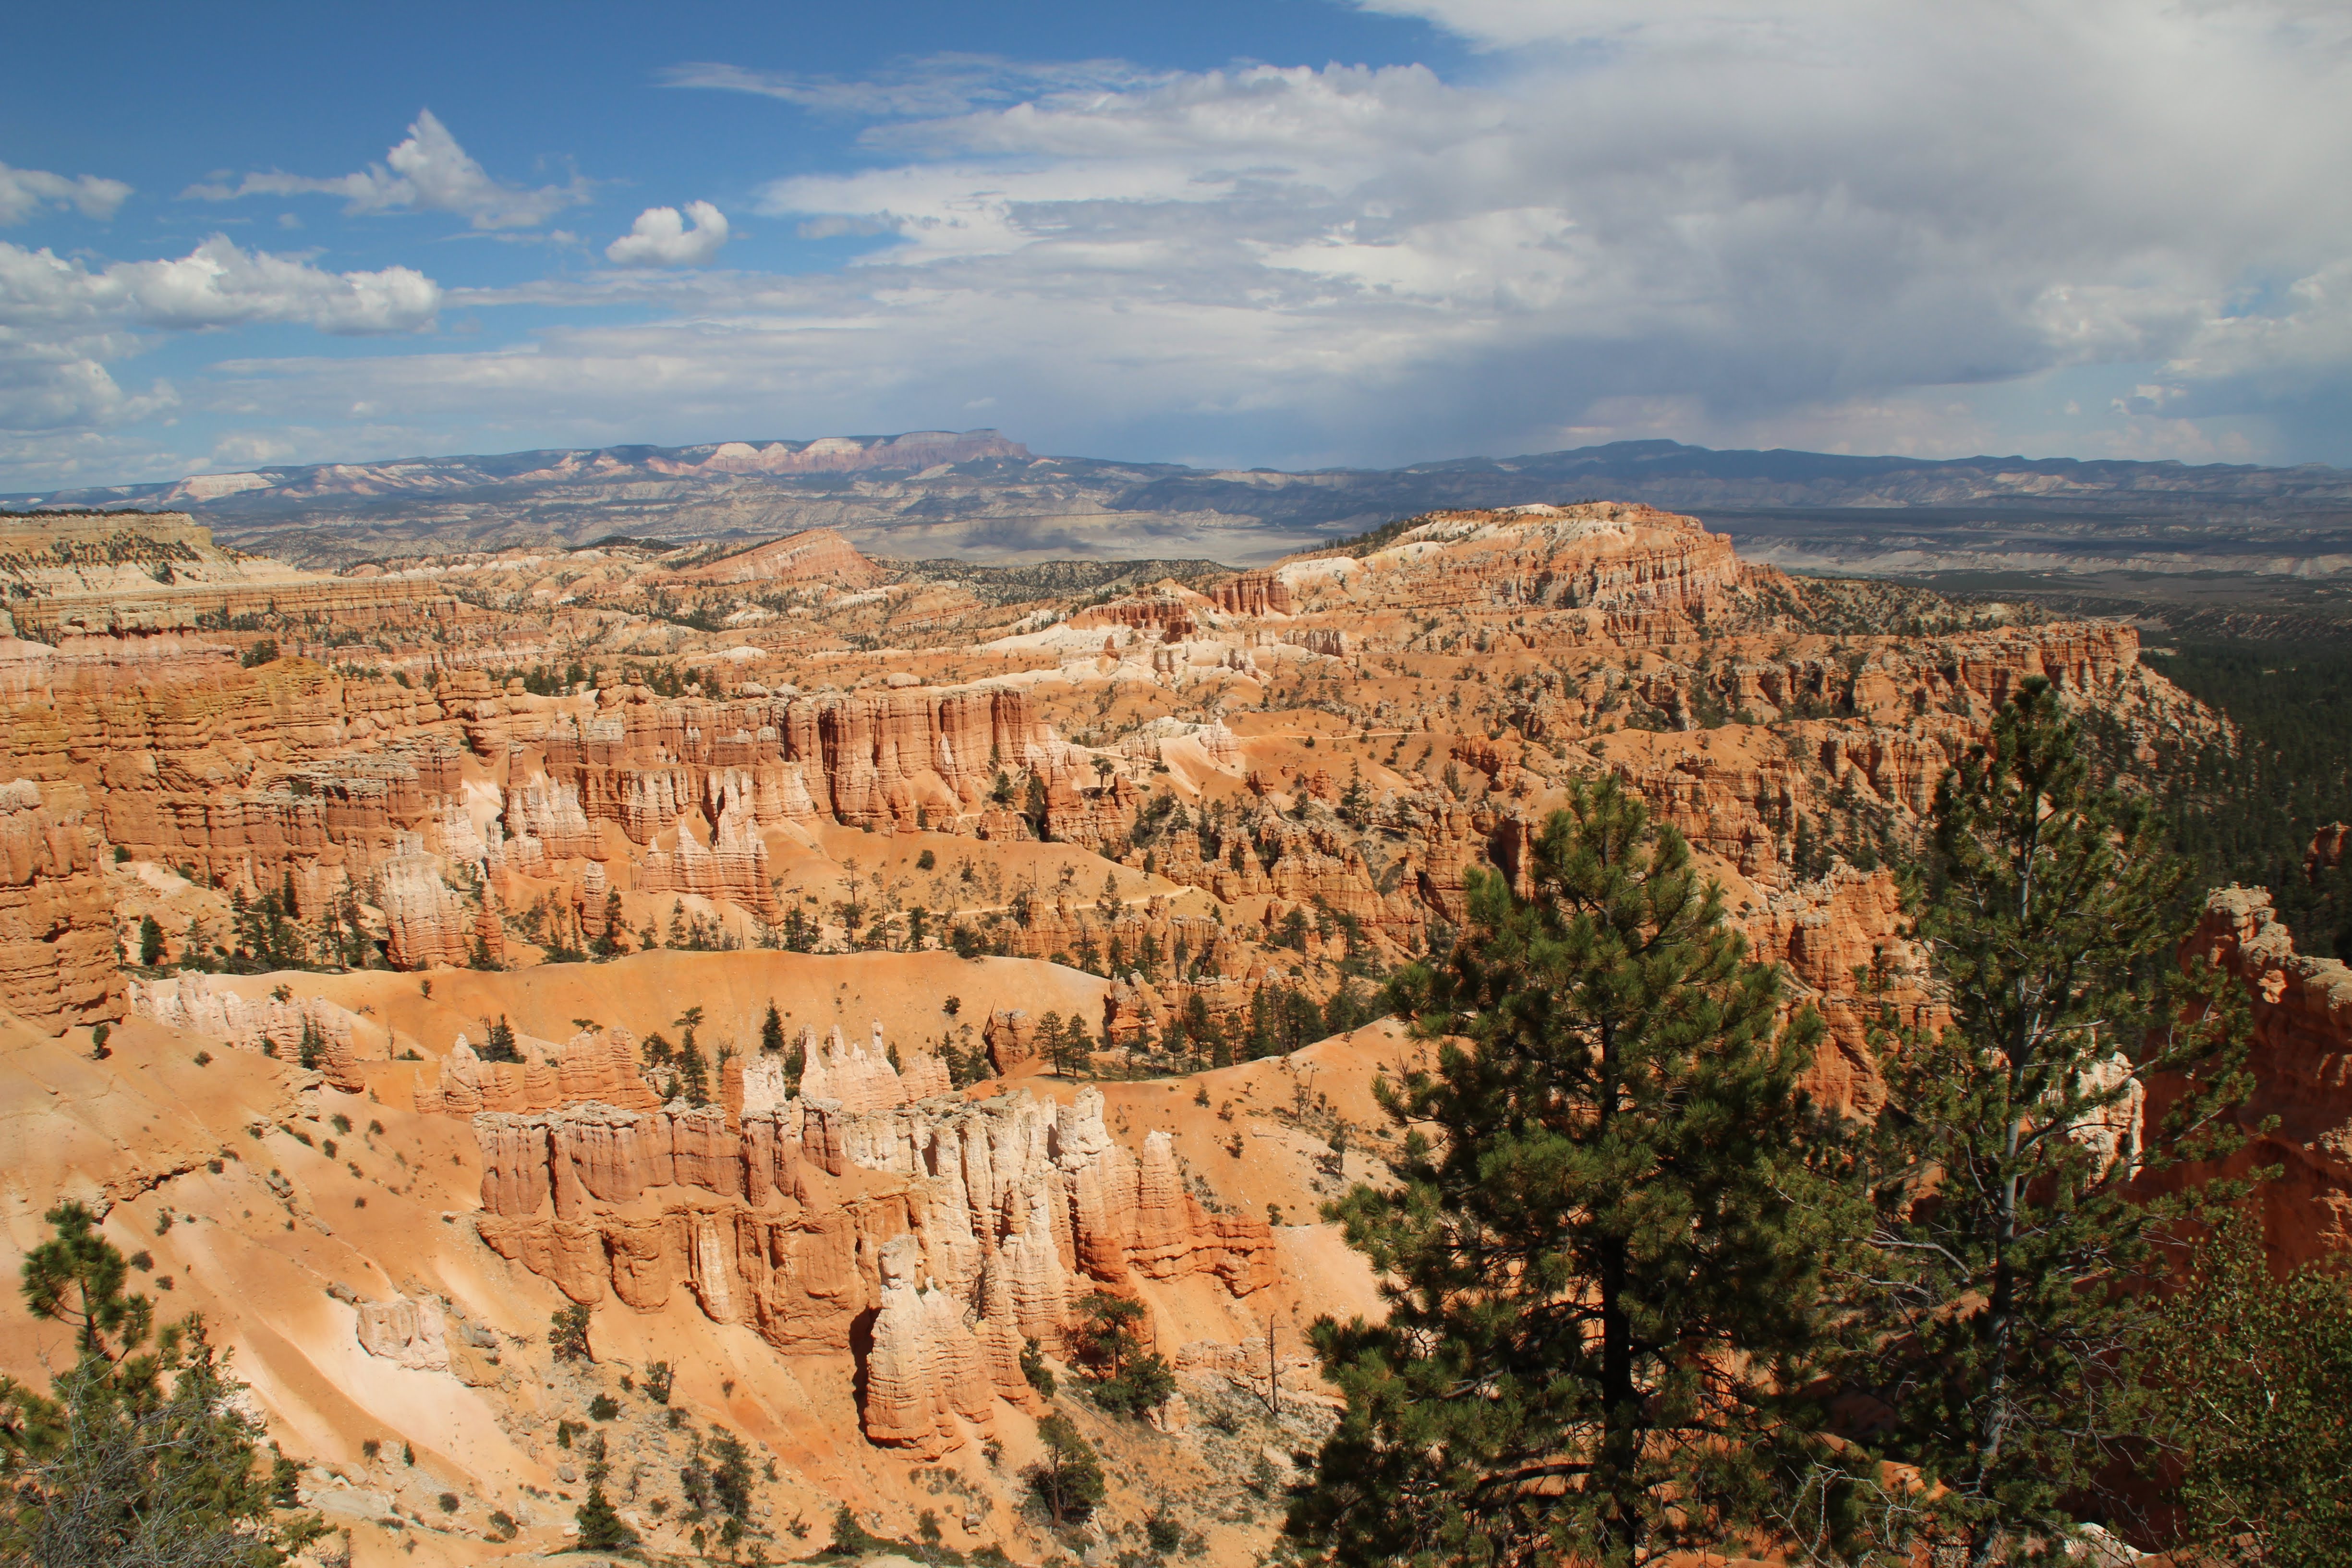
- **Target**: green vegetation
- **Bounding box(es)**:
[0,1203,323,1565]
[2134,639,2352,957]
[574,1481,637,1550]
[1842,679,2252,1564]
[1290,776,1837,1565]
[548,1301,592,1363]
[2135,1217,2352,1564]
[1288,688,2303,1567]
[1068,1291,1176,1417]
[475,1014,521,1064]
[1026,1412,1106,1526]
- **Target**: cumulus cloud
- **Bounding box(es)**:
[712,1,2352,461]
[0,236,439,334]
[606,202,730,267]
[184,109,587,230]
[0,236,437,438]
[0,162,132,225]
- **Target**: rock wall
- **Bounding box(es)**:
[0,778,123,1033]
[412,1025,659,1117]
[2170,887,2352,1270]
[468,1043,1274,1455]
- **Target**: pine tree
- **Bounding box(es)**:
[677,1037,710,1105]
[478,1015,520,1064]
[760,1000,784,1055]
[574,1482,637,1550]
[1845,678,2252,1565]
[1286,777,1840,1568]
[593,889,625,957]
[2,1203,324,1565]
[138,915,166,969]
[1027,1412,1105,1525]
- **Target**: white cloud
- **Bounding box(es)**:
[19,2,2352,477]
[0,236,436,438]
[184,109,587,230]
[0,236,439,334]
[0,162,132,224]
[606,202,730,267]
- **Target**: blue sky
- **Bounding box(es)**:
[4,0,2348,492]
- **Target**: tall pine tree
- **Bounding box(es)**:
[1287,777,1842,1567]
[1844,678,2251,1565]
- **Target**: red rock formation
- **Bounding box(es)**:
[799,1023,950,1110]
[0,778,122,1033]
[470,1076,1274,1451]
[657,528,886,590]
[1211,572,1295,618]
[1743,865,1935,1118]
[983,1009,1039,1072]
[2307,822,2349,882]
[413,1025,657,1117]
[377,850,476,970]
[2170,887,2352,1270]
[861,1235,997,1455]
[1070,588,1205,643]
[538,685,1054,836]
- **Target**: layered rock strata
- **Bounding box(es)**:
[0,778,123,1032]
[468,1026,1273,1453]
[2171,887,2352,1269]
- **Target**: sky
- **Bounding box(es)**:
[3,0,2349,493]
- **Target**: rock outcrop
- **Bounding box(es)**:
[354,1296,450,1372]
[2171,887,2352,1269]
[0,778,123,1033]
[412,1025,657,1117]
[127,973,365,1090]
[469,1054,1274,1453]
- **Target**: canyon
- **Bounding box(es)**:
[0,495,2335,1566]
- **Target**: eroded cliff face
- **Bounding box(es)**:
[457,1020,1272,1456]
[2172,887,2352,1269]
[0,778,122,1033]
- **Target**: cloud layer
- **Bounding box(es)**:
[0,237,436,437]
[5,3,2351,488]
[218,1,2352,471]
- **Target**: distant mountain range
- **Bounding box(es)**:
[8,431,2349,577]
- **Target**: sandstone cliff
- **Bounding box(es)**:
[0,778,122,1033]
[2174,887,2352,1269]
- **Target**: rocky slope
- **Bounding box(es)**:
[0,493,2322,1568]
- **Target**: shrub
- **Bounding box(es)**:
[574,1483,638,1550]
[588,1393,620,1421]
[1146,1511,1184,1553]
[549,1301,593,1362]
[1020,1337,1056,1398]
